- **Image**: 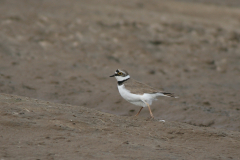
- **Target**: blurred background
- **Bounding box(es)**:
[0,0,240,131]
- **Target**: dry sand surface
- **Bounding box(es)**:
[0,0,240,159]
[1,94,240,159]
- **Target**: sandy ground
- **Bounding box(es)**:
[1,94,240,159]
[0,0,240,159]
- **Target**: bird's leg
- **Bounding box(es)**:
[135,107,143,116]
[146,103,154,119]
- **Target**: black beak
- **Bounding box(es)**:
[110,74,115,77]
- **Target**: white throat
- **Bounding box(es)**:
[115,75,130,81]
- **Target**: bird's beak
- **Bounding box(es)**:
[110,74,115,77]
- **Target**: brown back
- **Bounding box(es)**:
[123,78,162,95]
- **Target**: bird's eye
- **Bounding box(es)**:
[118,72,122,75]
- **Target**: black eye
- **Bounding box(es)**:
[118,72,123,75]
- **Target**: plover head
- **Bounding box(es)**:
[110,69,130,81]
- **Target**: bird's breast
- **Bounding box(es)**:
[117,85,141,102]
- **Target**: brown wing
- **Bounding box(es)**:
[124,79,161,95]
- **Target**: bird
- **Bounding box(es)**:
[110,69,177,119]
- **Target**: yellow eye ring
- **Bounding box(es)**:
[118,72,122,75]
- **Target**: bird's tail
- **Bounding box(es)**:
[161,92,178,98]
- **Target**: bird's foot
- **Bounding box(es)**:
[146,116,155,121]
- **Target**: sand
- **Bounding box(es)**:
[0,0,240,159]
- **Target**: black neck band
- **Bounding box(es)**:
[117,78,130,86]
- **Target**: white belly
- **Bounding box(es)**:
[117,85,158,107]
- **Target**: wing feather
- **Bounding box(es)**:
[124,79,161,95]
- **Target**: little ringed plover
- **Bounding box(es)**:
[110,69,177,119]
